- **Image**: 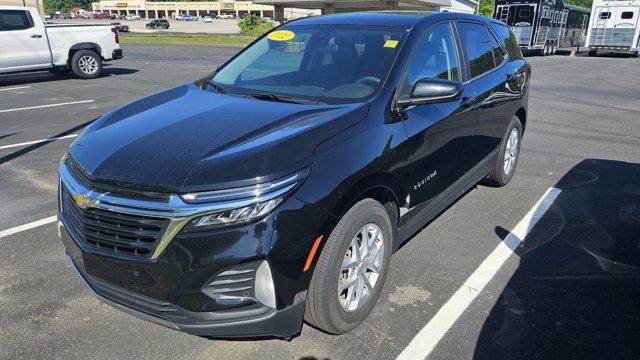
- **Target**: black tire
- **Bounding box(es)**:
[49,66,69,75]
[70,49,102,79]
[305,199,393,334]
[485,116,523,187]
[542,43,549,56]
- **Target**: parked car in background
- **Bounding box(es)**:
[146,19,169,29]
[175,14,183,20]
[111,22,129,32]
[58,11,530,339]
[62,13,71,19]
[0,6,122,79]
[217,13,235,19]
[125,14,140,21]
[181,14,197,21]
[203,15,213,23]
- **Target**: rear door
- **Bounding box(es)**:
[0,9,51,71]
[401,22,477,209]
[455,21,524,165]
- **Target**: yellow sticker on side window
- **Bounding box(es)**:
[384,40,399,48]
[267,30,296,41]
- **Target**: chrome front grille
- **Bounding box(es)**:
[61,185,168,258]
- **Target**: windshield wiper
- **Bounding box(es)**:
[245,92,323,105]
[204,80,227,94]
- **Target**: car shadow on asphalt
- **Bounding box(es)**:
[0,119,95,166]
[473,159,640,360]
[0,65,139,87]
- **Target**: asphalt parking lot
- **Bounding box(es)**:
[1,46,639,360]
[52,18,242,34]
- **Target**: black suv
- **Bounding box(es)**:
[146,19,169,29]
[59,11,530,338]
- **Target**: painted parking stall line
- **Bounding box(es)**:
[0,134,78,151]
[0,86,31,92]
[0,216,57,239]
[0,100,94,114]
[396,187,562,360]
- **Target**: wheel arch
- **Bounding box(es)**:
[69,43,104,62]
[515,107,527,133]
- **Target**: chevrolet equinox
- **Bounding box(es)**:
[59,11,530,338]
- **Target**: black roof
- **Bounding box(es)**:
[287,11,433,28]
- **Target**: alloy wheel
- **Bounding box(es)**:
[338,223,384,312]
[503,127,519,175]
[78,55,99,75]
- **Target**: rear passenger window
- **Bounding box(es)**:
[621,11,634,19]
[491,23,524,60]
[404,22,461,90]
[599,11,611,19]
[457,22,496,78]
[488,30,506,65]
[0,10,34,31]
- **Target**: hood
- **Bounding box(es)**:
[69,83,368,193]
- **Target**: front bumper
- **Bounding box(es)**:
[58,194,332,338]
[65,250,305,338]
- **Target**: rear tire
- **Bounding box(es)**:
[304,199,393,334]
[71,50,102,79]
[485,116,523,187]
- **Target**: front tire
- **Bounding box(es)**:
[71,50,102,79]
[305,199,393,334]
[485,116,522,187]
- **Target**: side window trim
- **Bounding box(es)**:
[487,25,509,67]
[454,20,506,85]
[396,20,466,99]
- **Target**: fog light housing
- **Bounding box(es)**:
[255,261,276,309]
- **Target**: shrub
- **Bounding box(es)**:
[239,14,274,36]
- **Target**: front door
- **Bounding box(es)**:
[400,22,477,210]
[0,9,51,71]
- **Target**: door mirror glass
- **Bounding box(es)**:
[398,78,462,107]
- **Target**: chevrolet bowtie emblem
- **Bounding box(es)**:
[72,192,98,209]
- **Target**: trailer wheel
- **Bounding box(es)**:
[542,42,549,56]
[551,42,557,55]
[633,51,639,58]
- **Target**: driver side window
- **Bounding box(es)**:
[404,22,461,92]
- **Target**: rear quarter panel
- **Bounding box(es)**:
[46,25,119,65]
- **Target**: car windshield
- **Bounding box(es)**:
[211,25,406,104]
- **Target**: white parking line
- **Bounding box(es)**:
[0,100,94,114]
[0,216,57,239]
[0,85,31,92]
[396,187,562,360]
[0,134,78,150]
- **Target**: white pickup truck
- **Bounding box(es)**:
[0,6,122,79]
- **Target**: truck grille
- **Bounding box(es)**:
[61,185,168,258]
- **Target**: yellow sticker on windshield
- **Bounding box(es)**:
[267,30,296,41]
[384,40,399,48]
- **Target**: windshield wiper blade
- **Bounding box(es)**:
[204,80,227,94]
[245,92,323,105]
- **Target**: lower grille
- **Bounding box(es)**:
[61,185,168,259]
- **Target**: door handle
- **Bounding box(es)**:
[31,34,43,38]
[462,96,477,109]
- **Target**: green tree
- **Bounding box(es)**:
[239,14,274,36]
[477,0,495,17]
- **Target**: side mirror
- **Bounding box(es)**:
[396,78,463,108]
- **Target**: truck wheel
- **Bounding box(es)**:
[551,42,557,55]
[305,199,392,334]
[484,116,523,187]
[71,50,102,79]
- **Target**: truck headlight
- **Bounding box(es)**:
[180,169,308,231]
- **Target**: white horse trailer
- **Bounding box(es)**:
[586,0,640,56]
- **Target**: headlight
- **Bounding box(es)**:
[180,169,308,232]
